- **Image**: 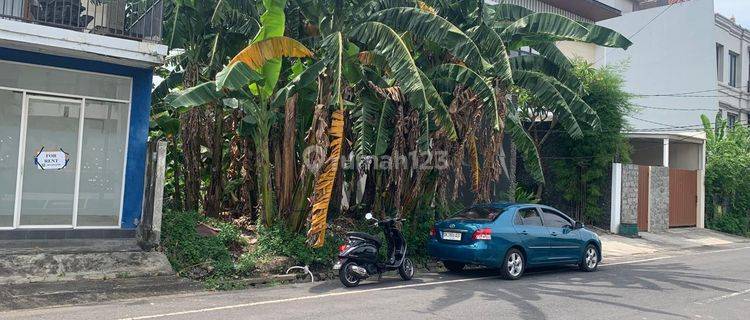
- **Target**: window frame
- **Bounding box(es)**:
[514,206,543,227]
[729,50,739,87]
[717,43,724,82]
[540,207,574,229]
[727,112,738,129]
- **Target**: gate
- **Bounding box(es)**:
[637,166,650,231]
[668,169,698,227]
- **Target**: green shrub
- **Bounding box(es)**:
[161,211,235,277]
[549,62,632,224]
[236,253,257,276]
[252,224,339,268]
[707,213,748,237]
[703,115,750,237]
[401,212,435,264]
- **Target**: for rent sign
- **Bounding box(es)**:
[34,148,70,170]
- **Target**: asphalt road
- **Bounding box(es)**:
[4,244,750,320]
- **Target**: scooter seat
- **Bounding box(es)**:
[346,232,381,247]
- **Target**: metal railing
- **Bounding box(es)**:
[0,0,162,42]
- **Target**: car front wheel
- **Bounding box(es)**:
[579,244,599,272]
[501,248,525,280]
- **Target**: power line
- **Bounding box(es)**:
[593,3,675,66]
[633,85,749,97]
[632,104,717,111]
[629,4,674,39]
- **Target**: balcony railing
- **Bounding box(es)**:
[0,0,162,42]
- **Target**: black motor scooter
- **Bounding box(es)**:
[333,213,415,287]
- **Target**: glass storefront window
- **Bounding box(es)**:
[77,100,128,227]
[0,61,131,101]
[0,89,22,227]
[0,60,132,229]
[20,98,81,226]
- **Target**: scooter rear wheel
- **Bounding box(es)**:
[339,261,361,287]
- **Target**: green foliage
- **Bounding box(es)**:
[252,224,340,267]
[703,115,750,237]
[208,219,248,248]
[161,211,236,277]
[398,209,438,264]
[236,253,257,276]
[514,187,540,204]
[549,61,632,224]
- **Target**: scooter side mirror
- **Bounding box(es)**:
[365,212,374,220]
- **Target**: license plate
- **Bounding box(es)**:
[442,232,462,241]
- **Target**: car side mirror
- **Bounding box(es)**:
[365,212,374,220]
[573,221,584,229]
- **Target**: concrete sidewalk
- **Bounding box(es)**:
[600,228,749,262]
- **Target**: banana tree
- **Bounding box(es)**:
[484,2,632,194]
[296,0,502,246]
[294,0,631,246]
[172,36,314,227]
[161,0,260,214]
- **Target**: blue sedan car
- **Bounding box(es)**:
[427,203,601,280]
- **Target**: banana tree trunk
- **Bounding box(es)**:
[279,94,298,219]
[169,135,183,210]
[251,102,276,227]
[256,135,275,226]
[180,64,202,213]
[205,104,224,217]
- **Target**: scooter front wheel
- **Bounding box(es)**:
[398,257,415,281]
[339,261,361,287]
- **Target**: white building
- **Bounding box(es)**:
[715,13,750,126]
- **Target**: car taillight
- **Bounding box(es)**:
[339,244,348,252]
[429,226,436,238]
[472,228,492,241]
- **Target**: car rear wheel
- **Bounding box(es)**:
[501,248,525,280]
[579,244,599,272]
[442,261,465,273]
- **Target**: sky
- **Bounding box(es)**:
[714,0,750,28]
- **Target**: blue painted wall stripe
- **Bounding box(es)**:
[0,47,153,230]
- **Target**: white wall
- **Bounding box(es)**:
[596,0,719,132]
[557,41,597,63]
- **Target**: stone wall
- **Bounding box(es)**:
[649,167,670,232]
[620,164,639,224]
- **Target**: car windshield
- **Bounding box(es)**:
[449,207,507,221]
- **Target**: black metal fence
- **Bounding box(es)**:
[0,0,162,42]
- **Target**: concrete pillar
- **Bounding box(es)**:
[649,166,670,232]
[138,140,167,248]
[697,139,707,228]
[610,163,622,233]
[662,138,670,167]
[151,141,167,244]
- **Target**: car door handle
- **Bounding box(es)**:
[520,231,528,235]
[551,232,558,237]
